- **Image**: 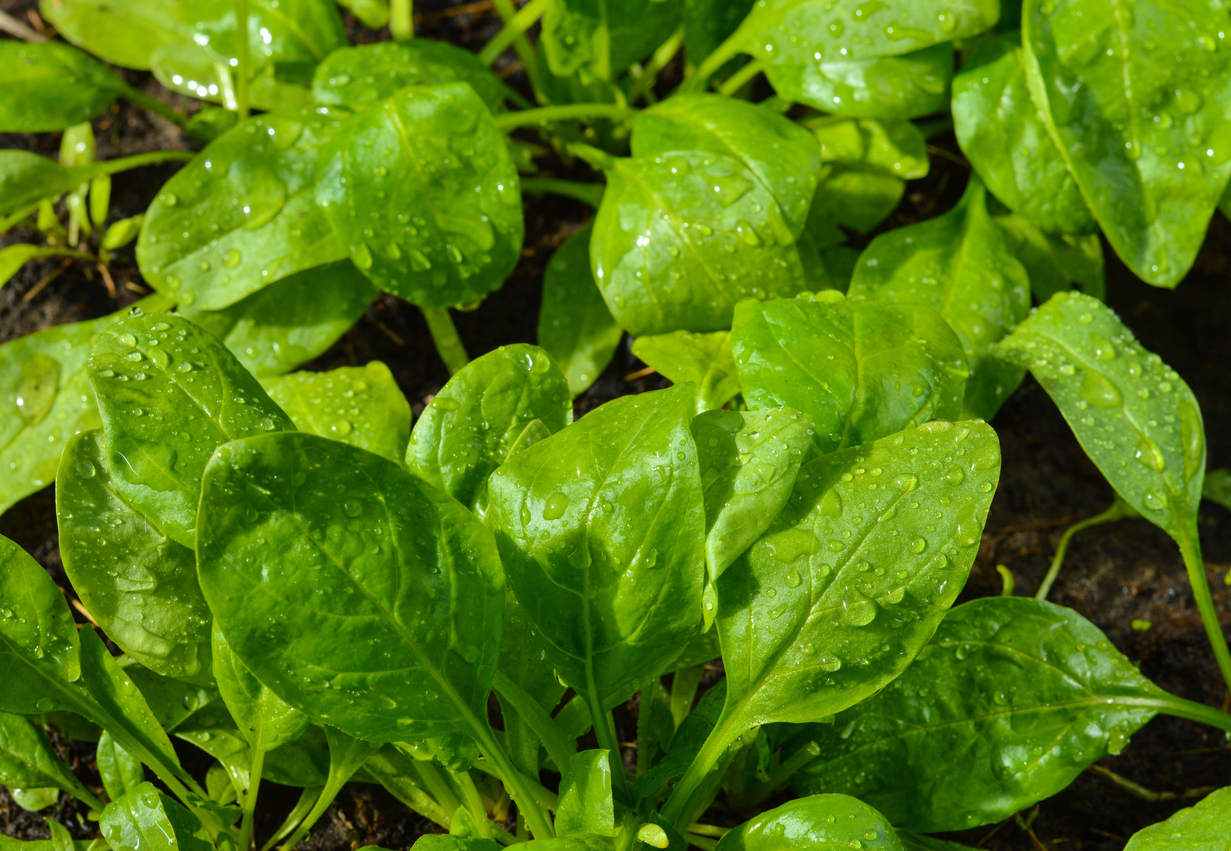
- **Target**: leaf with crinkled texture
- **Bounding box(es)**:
[101,782,213,851]
[849,178,1031,420]
[198,432,505,743]
[732,293,968,454]
[714,420,1000,740]
[1124,787,1231,851]
[541,0,681,81]
[993,212,1105,303]
[793,597,1170,832]
[407,344,572,511]
[57,430,213,682]
[1021,0,1231,286]
[88,313,295,548]
[716,795,901,851]
[0,41,123,133]
[486,385,707,712]
[631,331,739,416]
[0,711,96,804]
[262,362,410,462]
[995,293,1205,544]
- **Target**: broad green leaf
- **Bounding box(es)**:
[96,731,145,803]
[715,421,1000,736]
[806,169,903,243]
[541,0,681,81]
[953,34,1094,235]
[1022,0,1231,286]
[211,624,310,753]
[683,0,756,64]
[632,94,822,236]
[43,820,74,851]
[849,178,1031,420]
[407,344,572,511]
[486,385,707,711]
[124,663,219,733]
[88,313,295,547]
[180,260,379,378]
[312,41,507,113]
[337,0,389,27]
[101,782,214,851]
[0,711,96,804]
[318,82,524,309]
[631,331,739,416]
[0,41,122,133]
[538,223,623,398]
[731,292,968,454]
[198,432,505,743]
[591,151,808,336]
[692,408,814,584]
[716,795,900,851]
[557,750,615,837]
[995,293,1205,544]
[261,362,410,462]
[149,44,314,113]
[173,703,329,788]
[137,108,351,311]
[794,596,1171,831]
[993,211,1105,303]
[57,430,213,682]
[10,788,59,812]
[1124,787,1231,851]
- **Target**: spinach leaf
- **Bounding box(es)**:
[540,0,681,81]
[211,624,310,754]
[197,432,504,743]
[1022,0,1231,286]
[485,385,707,712]
[683,0,756,65]
[173,704,329,788]
[56,430,214,683]
[793,596,1172,831]
[261,362,411,462]
[590,151,807,336]
[101,783,214,851]
[952,34,1094,235]
[538,223,623,399]
[149,46,315,114]
[731,293,968,454]
[557,750,615,837]
[137,108,351,311]
[630,331,739,416]
[312,41,508,113]
[632,94,822,236]
[407,344,572,511]
[993,211,1105,303]
[88,313,296,548]
[848,178,1031,420]
[1123,787,1231,850]
[318,82,524,309]
[1206,468,1231,513]
[0,41,123,133]
[716,795,900,851]
[96,731,144,802]
[123,664,219,734]
[0,712,98,807]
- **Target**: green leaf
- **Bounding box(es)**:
[1021,0,1231,286]
[337,0,389,27]
[485,385,707,711]
[538,224,623,399]
[0,150,154,219]
[312,41,507,113]
[716,795,900,851]
[137,108,351,312]
[557,750,615,837]
[0,41,122,133]
[123,663,219,733]
[101,782,214,851]
[318,82,524,309]
[150,46,314,113]
[809,116,929,180]
[794,596,1171,831]
[1205,468,1231,513]
[1124,787,1231,850]
[43,819,74,851]
[56,429,214,682]
[632,94,822,236]
[0,711,96,805]
[591,151,807,336]
[407,344,572,511]
[198,432,505,743]
[849,178,1032,420]
[631,331,739,416]
[211,623,310,753]
[993,211,1105,303]
[541,0,681,81]
[88,312,295,547]
[715,420,1000,734]
[173,703,329,788]
[632,680,726,802]
[10,788,59,812]
[732,292,968,454]
[96,731,145,803]
[994,292,1205,544]
[261,362,410,462]
[683,0,756,64]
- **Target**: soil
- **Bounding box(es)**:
[2,1,1230,849]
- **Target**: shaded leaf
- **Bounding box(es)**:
[631,331,739,416]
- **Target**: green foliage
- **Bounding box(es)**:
[0,41,124,133]
[1124,787,1231,850]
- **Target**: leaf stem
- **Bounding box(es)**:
[453,768,494,839]
[235,0,251,119]
[669,665,705,729]
[519,178,605,208]
[1141,692,1231,734]
[1035,499,1134,601]
[468,720,556,839]
[490,0,547,101]
[685,834,719,851]
[117,84,192,132]
[682,38,744,93]
[238,744,266,851]
[582,689,630,799]
[479,0,549,66]
[390,0,413,39]
[717,60,763,97]
[494,104,638,132]
[492,671,577,773]
[420,306,470,375]
[1177,524,1231,694]
[92,150,197,177]
[659,709,742,829]
[628,27,684,103]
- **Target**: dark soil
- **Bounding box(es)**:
[2,1,1231,849]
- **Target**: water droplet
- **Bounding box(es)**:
[1080,371,1123,409]
[542,492,569,520]
[223,249,242,268]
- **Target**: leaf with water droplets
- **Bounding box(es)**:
[211,623,310,758]
[793,596,1171,832]
[716,795,900,851]
[1123,786,1231,851]
[631,331,740,416]
[993,211,1105,304]
[848,177,1031,420]
[96,730,144,803]
[198,432,504,743]
[89,313,295,548]
[1022,0,1231,286]
[0,40,123,133]
[732,291,969,454]
[100,781,214,851]
[541,0,681,81]
[0,711,98,807]
[995,292,1205,544]
[557,749,616,837]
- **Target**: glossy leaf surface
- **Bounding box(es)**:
[96,731,144,802]
[631,331,739,416]
[732,293,968,454]
[0,41,122,133]
[0,712,92,801]
[212,624,310,753]
[683,0,756,63]
[1123,787,1231,851]
[767,44,953,119]
[101,782,213,851]
[198,432,504,742]
[794,596,1168,831]
[557,750,615,837]
[541,0,681,81]
[716,795,900,851]
[993,212,1105,303]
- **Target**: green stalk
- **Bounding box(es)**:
[627,27,684,103]
[238,744,266,851]
[421,306,470,374]
[390,0,413,39]
[468,720,556,839]
[409,760,465,821]
[479,0,550,66]
[583,690,630,799]
[1177,525,1231,694]
[117,84,192,131]
[669,665,705,729]
[659,710,742,829]
[1035,499,1134,601]
[717,60,763,97]
[235,0,251,119]
[91,150,196,176]
[492,671,577,774]
[494,103,639,132]
[1133,694,1231,734]
[636,679,663,776]
[453,769,494,839]
[490,0,547,100]
[259,787,320,851]
[275,786,333,851]
[685,835,719,851]
[682,37,743,93]
[520,178,605,208]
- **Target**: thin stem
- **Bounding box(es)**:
[659,710,742,829]
[117,84,192,131]
[1149,692,1231,734]
[717,60,763,97]
[235,0,251,120]
[1086,764,1216,803]
[494,103,638,132]
[276,786,332,851]
[628,27,684,103]
[636,679,663,776]
[94,150,197,177]
[564,142,616,171]
[238,745,266,851]
[390,0,413,39]
[259,787,319,851]
[479,0,549,65]
[1177,525,1231,694]
[583,691,630,799]
[669,665,705,729]
[491,0,547,101]
[1036,500,1133,601]
[421,306,470,375]
[468,721,556,839]
[453,769,494,839]
[766,741,819,790]
[520,178,605,208]
[686,835,719,851]
[687,824,730,839]
[492,671,577,774]
[683,37,743,93]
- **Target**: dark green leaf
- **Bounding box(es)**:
[211,624,310,753]
[557,750,615,837]
[1205,468,1231,513]
[993,212,1105,303]
[0,712,95,804]
[96,731,144,803]
[716,795,900,851]
[541,0,681,81]
[101,783,214,851]
[895,833,980,851]
[631,331,739,416]
[123,663,219,733]
[1124,787,1231,850]
[0,150,151,219]
[0,41,122,133]
[683,0,755,64]
[632,681,726,802]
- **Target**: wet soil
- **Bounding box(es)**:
[2,0,1231,848]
